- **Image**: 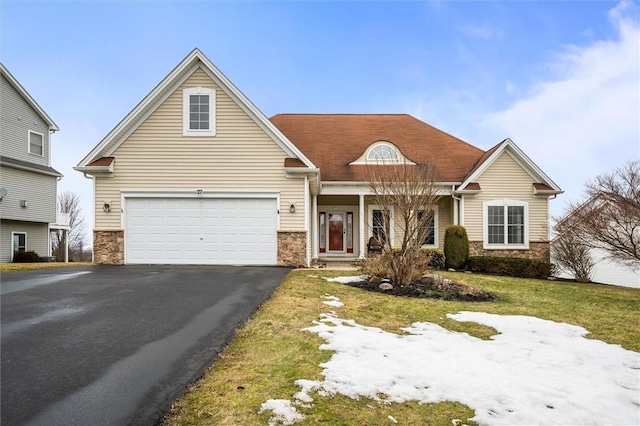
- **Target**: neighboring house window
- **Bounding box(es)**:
[367,144,398,162]
[483,200,529,249]
[417,209,438,247]
[183,87,216,136]
[28,130,44,156]
[12,232,26,257]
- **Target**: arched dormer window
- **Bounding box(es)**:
[368,144,398,162]
[349,141,415,165]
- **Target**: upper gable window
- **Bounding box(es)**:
[183,87,216,136]
[28,130,44,156]
[367,144,398,162]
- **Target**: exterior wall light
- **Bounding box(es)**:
[103,202,111,212]
[289,203,296,214]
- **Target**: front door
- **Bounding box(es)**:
[328,212,344,252]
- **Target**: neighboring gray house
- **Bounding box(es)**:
[0,63,69,262]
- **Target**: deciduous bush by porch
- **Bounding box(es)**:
[467,256,555,279]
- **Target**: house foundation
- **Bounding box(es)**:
[277,231,307,267]
[469,241,550,263]
[93,230,124,264]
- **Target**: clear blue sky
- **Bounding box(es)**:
[2,0,639,234]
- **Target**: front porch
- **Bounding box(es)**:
[310,193,455,262]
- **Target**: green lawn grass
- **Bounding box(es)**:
[164,270,640,426]
[0,262,92,272]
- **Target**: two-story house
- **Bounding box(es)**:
[0,63,69,262]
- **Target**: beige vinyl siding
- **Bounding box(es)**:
[94,68,305,230]
[0,74,51,166]
[0,166,57,223]
[464,152,548,242]
[0,219,50,262]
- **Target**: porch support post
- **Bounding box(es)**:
[312,193,318,260]
[453,197,459,225]
[64,229,69,263]
[358,193,365,259]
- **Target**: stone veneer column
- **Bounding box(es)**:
[469,241,550,262]
[93,230,124,264]
[277,231,307,267]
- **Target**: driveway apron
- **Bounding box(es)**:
[0,265,291,426]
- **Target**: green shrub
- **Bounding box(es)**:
[13,251,41,263]
[443,226,469,269]
[420,249,445,270]
[467,256,555,279]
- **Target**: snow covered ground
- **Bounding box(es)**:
[260,294,640,426]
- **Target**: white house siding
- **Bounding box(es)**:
[464,152,548,243]
[0,220,50,262]
[94,68,305,232]
[555,248,640,288]
[0,74,51,167]
[0,166,57,223]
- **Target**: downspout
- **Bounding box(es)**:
[451,185,462,226]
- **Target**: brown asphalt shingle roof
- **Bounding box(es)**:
[270,114,485,182]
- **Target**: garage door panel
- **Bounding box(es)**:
[126,197,277,265]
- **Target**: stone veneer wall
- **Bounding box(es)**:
[469,241,550,263]
[94,230,124,265]
[278,231,307,267]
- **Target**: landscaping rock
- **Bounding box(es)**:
[369,276,382,284]
[379,283,394,291]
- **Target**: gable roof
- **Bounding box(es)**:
[458,138,563,194]
[0,63,59,132]
[269,114,485,182]
[76,48,314,169]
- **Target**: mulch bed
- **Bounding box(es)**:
[343,274,498,302]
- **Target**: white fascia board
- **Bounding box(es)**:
[460,138,562,192]
[320,181,453,196]
[73,164,114,176]
[1,63,59,131]
[284,167,320,175]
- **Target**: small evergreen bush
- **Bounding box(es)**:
[467,256,555,279]
[13,250,41,263]
[443,226,469,269]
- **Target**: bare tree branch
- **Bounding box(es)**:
[365,161,440,286]
[556,160,640,270]
[51,191,88,261]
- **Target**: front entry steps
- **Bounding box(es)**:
[311,257,362,271]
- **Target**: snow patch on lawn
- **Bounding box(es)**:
[260,295,640,425]
[324,275,367,284]
[259,399,305,426]
[321,294,344,307]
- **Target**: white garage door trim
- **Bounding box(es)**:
[122,191,280,265]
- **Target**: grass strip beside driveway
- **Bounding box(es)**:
[164,270,640,425]
[0,262,92,272]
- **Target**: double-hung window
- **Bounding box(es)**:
[417,209,437,247]
[28,130,44,156]
[370,208,392,245]
[483,200,528,249]
[183,87,216,136]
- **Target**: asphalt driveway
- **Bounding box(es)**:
[1,265,291,426]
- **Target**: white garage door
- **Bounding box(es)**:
[125,197,277,265]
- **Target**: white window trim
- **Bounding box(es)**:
[28,130,44,156]
[482,199,529,249]
[418,206,439,249]
[12,232,27,259]
[182,87,216,136]
[367,142,399,162]
[368,204,395,247]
